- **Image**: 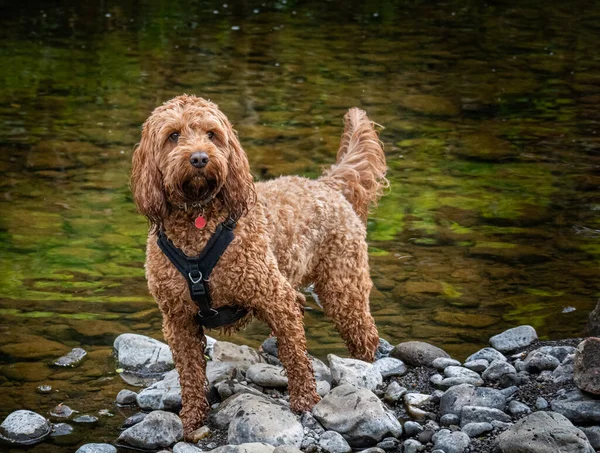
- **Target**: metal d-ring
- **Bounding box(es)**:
[188,271,202,284]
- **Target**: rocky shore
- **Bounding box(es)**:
[1,326,599,453]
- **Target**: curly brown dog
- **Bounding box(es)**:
[131,94,387,436]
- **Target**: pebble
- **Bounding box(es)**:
[432,429,470,453]
[189,425,211,442]
[372,357,407,378]
[261,337,279,357]
[173,442,204,453]
[523,349,560,372]
[535,397,549,410]
[507,400,531,417]
[116,389,138,405]
[432,358,461,371]
[50,404,75,419]
[404,393,434,420]
[383,381,406,404]
[52,347,87,367]
[461,422,493,438]
[464,359,489,373]
[440,414,460,427]
[376,338,394,359]
[318,431,352,453]
[51,422,74,437]
[75,444,117,453]
[465,348,506,364]
[390,341,450,367]
[36,385,52,394]
[403,421,423,437]
[460,406,511,426]
[402,439,424,453]
[375,437,399,451]
[246,363,288,388]
[489,325,538,352]
[73,415,98,424]
[328,354,382,390]
[482,360,516,381]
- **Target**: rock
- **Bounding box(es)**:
[464,359,489,373]
[207,361,241,384]
[574,338,600,395]
[227,394,304,447]
[319,431,352,453]
[440,384,506,417]
[114,333,174,376]
[205,335,217,358]
[586,300,600,336]
[376,338,394,359]
[404,393,434,420]
[461,406,511,426]
[312,384,402,447]
[500,386,519,398]
[489,325,538,353]
[123,412,147,428]
[551,389,600,424]
[440,414,460,427]
[189,426,211,442]
[136,369,181,411]
[376,437,399,451]
[435,376,484,390]
[523,350,560,373]
[0,410,52,445]
[117,410,183,449]
[273,447,303,453]
[495,411,594,453]
[246,363,288,387]
[482,360,517,381]
[552,354,575,384]
[261,337,279,357]
[373,357,407,378]
[317,380,331,396]
[403,421,423,437]
[173,442,204,453]
[116,389,138,405]
[507,400,531,417]
[402,439,423,453]
[50,404,75,419]
[211,393,274,429]
[444,366,481,380]
[212,341,265,369]
[51,422,74,437]
[76,444,117,453]
[432,429,470,453]
[384,381,406,404]
[433,358,461,371]
[73,415,98,424]
[390,341,450,367]
[535,397,549,410]
[579,426,600,450]
[540,345,577,363]
[212,443,276,453]
[37,385,52,394]
[466,348,506,364]
[53,348,87,367]
[328,354,382,390]
[462,422,493,438]
[312,357,332,384]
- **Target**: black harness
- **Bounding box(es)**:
[156,217,248,329]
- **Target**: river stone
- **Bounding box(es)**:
[173,441,204,453]
[552,354,575,384]
[460,406,511,426]
[116,389,138,405]
[212,443,275,453]
[312,357,332,384]
[440,414,460,426]
[117,410,183,449]
[73,415,98,424]
[495,411,594,453]
[51,422,74,437]
[404,393,433,420]
[551,389,600,424]
[246,363,288,387]
[211,393,276,429]
[507,400,531,417]
[390,341,450,367]
[586,300,600,336]
[205,335,217,358]
[435,376,484,390]
[319,431,352,453]
[123,412,147,428]
[523,349,560,373]
[403,439,424,453]
[489,325,538,352]
[53,347,87,367]
[227,396,303,447]
[465,348,506,364]
[207,361,240,384]
[0,410,52,445]
[212,341,265,369]
[328,354,382,390]
[461,422,493,438]
[373,357,407,378]
[444,366,481,380]
[574,338,600,395]
[433,358,461,371]
[76,444,117,453]
[114,333,174,376]
[482,360,517,381]
[216,380,270,400]
[440,384,506,417]
[384,381,407,404]
[136,369,181,411]
[376,338,394,359]
[579,426,600,450]
[312,384,402,447]
[432,429,470,453]
[261,337,279,357]
[464,359,489,373]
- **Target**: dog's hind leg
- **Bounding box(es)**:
[313,239,380,362]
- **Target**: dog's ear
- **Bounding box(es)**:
[130,125,168,231]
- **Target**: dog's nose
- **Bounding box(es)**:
[190,152,209,168]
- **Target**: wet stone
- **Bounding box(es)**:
[574,337,600,395]
[117,410,183,450]
[113,333,174,377]
[76,444,117,453]
[52,347,87,367]
[376,338,394,359]
[319,431,352,453]
[462,422,493,438]
[0,410,52,446]
[50,404,75,419]
[466,348,506,364]
[391,341,450,367]
[328,354,382,390]
[372,357,407,378]
[489,325,538,353]
[246,363,288,387]
[261,337,279,357]
[432,429,470,453]
[116,389,138,405]
[51,423,74,437]
[73,415,98,424]
[123,412,147,428]
[37,385,52,394]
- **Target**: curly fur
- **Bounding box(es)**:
[131,94,388,436]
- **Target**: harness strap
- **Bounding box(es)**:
[157,218,248,328]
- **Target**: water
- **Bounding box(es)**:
[1,0,599,450]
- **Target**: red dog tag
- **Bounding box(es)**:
[194,215,207,229]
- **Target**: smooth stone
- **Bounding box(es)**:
[262,337,279,357]
[189,426,211,442]
[312,357,333,384]
[0,410,52,446]
[507,400,531,417]
[383,381,406,404]
[539,345,577,363]
[436,376,484,390]
[402,439,423,453]
[404,393,433,420]
[212,341,265,369]
[535,397,549,410]
[579,426,600,450]
[312,384,402,448]
[464,359,489,373]
[173,442,204,453]
[53,348,88,367]
[76,444,117,453]
[246,363,288,387]
[123,412,147,428]
[375,437,399,451]
[51,423,74,437]
[433,358,462,371]
[462,422,493,438]
[373,357,407,378]
[552,354,575,384]
[376,338,394,359]
[440,414,460,427]
[482,360,517,381]
[328,354,382,391]
[551,389,600,424]
[440,384,507,417]
[461,406,511,426]
[212,443,276,453]
[390,341,450,367]
[495,411,594,453]
[317,380,331,396]
[117,410,183,449]
[210,393,274,429]
[207,361,242,385]
[403,421,423,437]
[489,325,538,353]
[136,369,181,411]
[500,386,519,398]
[319,431,352,453]
[523,350,560,373]
[116,389,138,405]
[114,333,174,376]
[574,338,600,395]
[73,415,98,424]
[465,348,506,364]
[444,366,481,380]
[50,404,75,418]
[432,429,470,453]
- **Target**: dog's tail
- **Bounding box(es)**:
[320,108,388,222]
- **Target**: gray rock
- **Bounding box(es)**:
[535,397,549,410]
[136,369,181,411]
[465,348,506,364]
[403,421,423,437]
[440,384,507,417]
[435,376,484,390]
[114,333,174,376]
[312,357,332,384]
[540,345,576,363]
[319,431,352,453]
[0,410,52,446]
[433,358,461,371]
[376,437,399,451]
[574,338,600,395]
[123,412,147,428]
[73,415,98,424]
[246,363,288,388]
[461,422,493,438]
[461,406,511,426]
[500,386,519,399]
[579,426,600,450]
[211,393,274,429]
[482,360,516,381]
[227,394,304,447]
[261,337,279,357]
[376,338,394,359]
[212,443,276,453]
[117,411,183,449]
[383,381,406,404]
[404,393,434,420]
[359,449,386,453]
[444,366,481,380]
[551,389,600,424]
[51,423,74,437]
[464,359,489,373]
[491,420,513,430]
[50,404,75,418]
[373,357,407,378]
[391,341,450,367]
[432,429,470,453]
[212,341,265,369]
[53,348,87,367]
[312,384,402,447]
[317,380,331,396]
[495,411,594,453]
[207,361,241,384]
[116,389,138,405]
[440,414,460,427]
[75,444,117,453]
[523,350,560,373]
[273,447,303,453]
[489,325,538,353]
[173,442,204,453]
[205,335,217,358]
[507,400,531,417]
[552,354,575,384]
[328,354,382,391]
[402,439,423,453]
[300,412,325,434]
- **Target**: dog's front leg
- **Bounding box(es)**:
[161,305,209,437]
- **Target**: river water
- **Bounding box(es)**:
[0,0,599,450]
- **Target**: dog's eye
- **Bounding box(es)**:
[169,132,180,143]
[207,131,215,140]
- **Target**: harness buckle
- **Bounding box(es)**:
[188,271,202,284]
[198,307,219,318]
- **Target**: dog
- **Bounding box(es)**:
[130,94,387,436]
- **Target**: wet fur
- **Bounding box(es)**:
[131,95,388,436]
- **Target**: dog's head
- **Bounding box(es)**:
[131,95,256,230]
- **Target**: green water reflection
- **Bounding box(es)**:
[1,0,599,449]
